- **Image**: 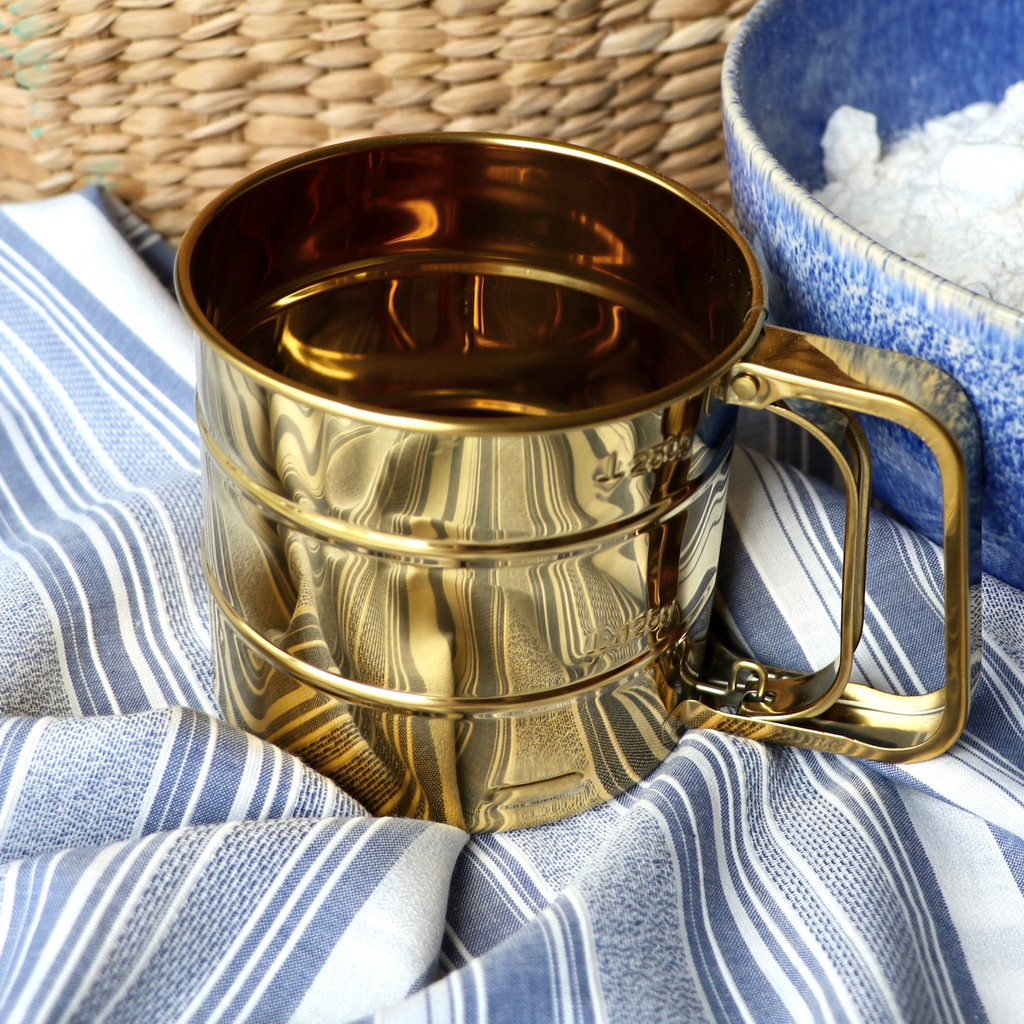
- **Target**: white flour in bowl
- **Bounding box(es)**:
[815,82,1024,310]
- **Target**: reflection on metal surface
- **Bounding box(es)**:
[177,134,981,832]
[197,348,733,830]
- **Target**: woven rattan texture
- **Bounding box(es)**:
[0,0,754,240]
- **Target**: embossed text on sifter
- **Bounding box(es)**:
[175,133,981,832]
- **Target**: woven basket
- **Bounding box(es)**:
[0,0,754,241]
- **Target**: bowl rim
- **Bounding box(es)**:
[720,0,1024,352]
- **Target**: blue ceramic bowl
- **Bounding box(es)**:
[722,0,1024,587]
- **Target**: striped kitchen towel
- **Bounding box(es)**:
[0,188,1022,1024]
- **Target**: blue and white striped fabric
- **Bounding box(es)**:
[0,188,1022,1024]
